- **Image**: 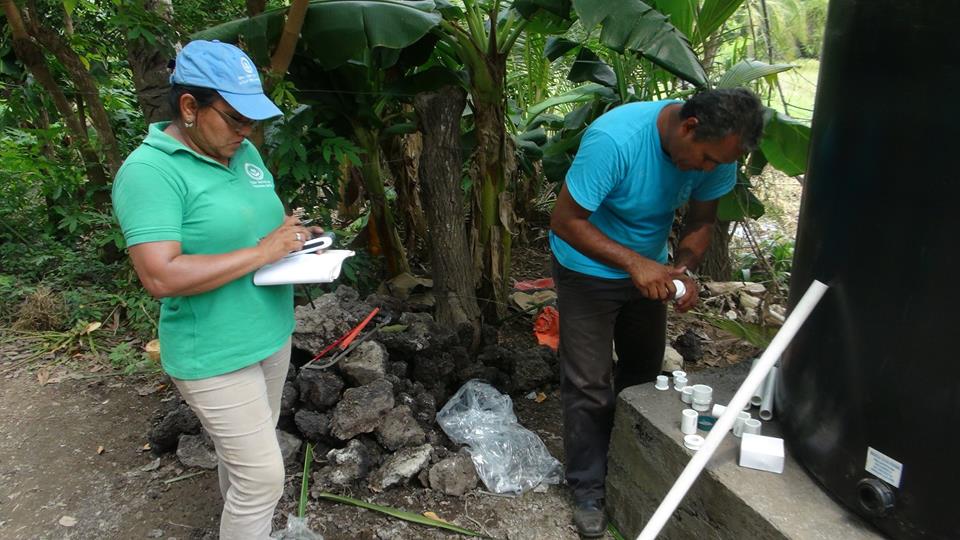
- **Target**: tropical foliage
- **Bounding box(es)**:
[0,0,819,336]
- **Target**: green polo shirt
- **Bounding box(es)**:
[112,122,294,380]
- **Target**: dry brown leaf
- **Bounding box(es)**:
[422,511,448,523]
[37,367,51,386]
[535,392,547,403]
[96,445,105,455]
[82,321,102,335]
[58,516,77,527]
[142,443,151,451]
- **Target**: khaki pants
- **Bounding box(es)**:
[172,339,291,540]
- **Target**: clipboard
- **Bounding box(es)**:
[253,249,355,286]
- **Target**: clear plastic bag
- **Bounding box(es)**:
[271,514,323,540]
[436,380,562,495]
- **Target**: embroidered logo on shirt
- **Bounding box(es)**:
[245,163,272,188]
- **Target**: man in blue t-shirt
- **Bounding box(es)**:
[549,88,764,537]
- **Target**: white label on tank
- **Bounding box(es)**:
[865,447,903,487]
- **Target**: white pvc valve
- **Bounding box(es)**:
[681,409,698,435]
[681,386,694,404]
[733,411,751,438]
[743,418,762,436]
[673,279,686,300]
[655,375,670,391]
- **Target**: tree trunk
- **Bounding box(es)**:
[126,0,175,124]
[383,128,427,256]
[354,126,409,277]
[31,23,123,176]
[415,86,481,348]
[470,54,515,319]
[2,0,110,206]
[246,0,266,17]
[700,220,733,280]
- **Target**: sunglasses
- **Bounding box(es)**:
[210,106,258,132]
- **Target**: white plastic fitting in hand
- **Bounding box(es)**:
[691,384,712,412]
[681,409,698,435]
[759,367,779,421]
[674,376,688,391]
[673,279,686,300]
[711,404,727,418]
[733,411,751,438]
[681,386,694,404]
[655,375,670,391]
[743,418,762,435]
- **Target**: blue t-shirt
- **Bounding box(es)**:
[550,101,736,278]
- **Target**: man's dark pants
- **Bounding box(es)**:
[552,257,666,503]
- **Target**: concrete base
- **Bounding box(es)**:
[607,362,883,540]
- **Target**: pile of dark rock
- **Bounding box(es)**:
[147,285,558,497]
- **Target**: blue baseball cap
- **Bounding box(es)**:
[170,40,282,121]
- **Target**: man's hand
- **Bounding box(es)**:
[673,271,698,313]
[627,258,687,302]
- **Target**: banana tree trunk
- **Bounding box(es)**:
[415,86,481,348]
[700,220,733,280]
[354,127,409,277]
[470,54,514,319]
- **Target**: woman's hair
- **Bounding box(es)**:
[167,85,220,120]
[680,88,765,152]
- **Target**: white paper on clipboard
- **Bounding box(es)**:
[253,249,355,286]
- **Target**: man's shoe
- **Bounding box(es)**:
[573,499,607,538]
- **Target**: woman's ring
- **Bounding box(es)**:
[295,232,302,241]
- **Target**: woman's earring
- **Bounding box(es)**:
[185,119,195,128]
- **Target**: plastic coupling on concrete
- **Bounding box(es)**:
[674,376,688,391]
[743,418,762,436]
[681,386,694,404]
[759,367,779,420]
[691,384,712,412]
[681,409,698,435]
[711,403,727,418]
[732,411,752,438]
[655,375,670,391]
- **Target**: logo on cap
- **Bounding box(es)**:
[240,57,254,74]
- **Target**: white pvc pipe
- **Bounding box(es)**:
[759,367,779,420]
[636,280,828,540]
[749,358,764,407]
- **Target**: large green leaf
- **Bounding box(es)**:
[716,59,794,89]
[759,109,811,176]
[648,0,696,39]
[514,0,573,19]
[525,83,614,121]
[717,180,764,221]
[567,47,617,87]
[193,0,442,70]
[544,37,579,61]
[572,0,707,86]
[695,0,744,44]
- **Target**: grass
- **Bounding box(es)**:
[772,58,820,121]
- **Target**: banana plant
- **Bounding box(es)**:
[194,0,445,276]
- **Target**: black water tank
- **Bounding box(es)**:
[778,1,960,539]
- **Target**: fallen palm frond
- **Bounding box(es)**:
[314,492,486,537]
[299,443,315,518]
[698,312,777,348]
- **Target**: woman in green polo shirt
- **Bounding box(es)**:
[112,41,314,539]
